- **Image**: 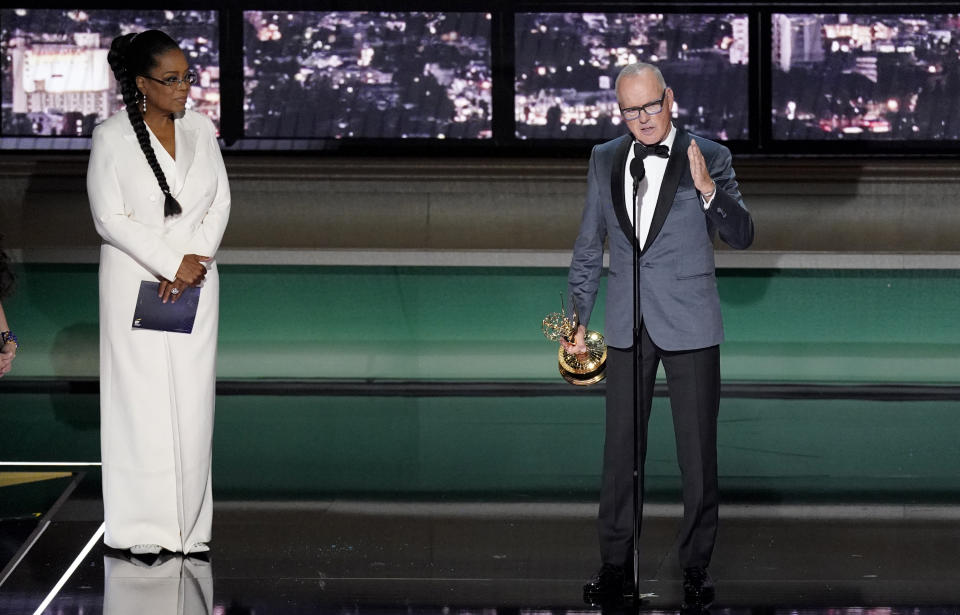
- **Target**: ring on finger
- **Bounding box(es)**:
[170,288,180,295]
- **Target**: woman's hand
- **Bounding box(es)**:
[158,278,190,304]
[175,254,210,286]
[0,342,16,377]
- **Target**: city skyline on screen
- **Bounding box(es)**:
[3,8,959,151]
[0,9,221,140]
[771,13,960,140]
[243,11,492,140]
[514,12,749,141]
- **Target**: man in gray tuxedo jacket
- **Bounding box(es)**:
[563,63,754,607]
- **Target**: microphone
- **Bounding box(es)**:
[630,155,644,241]
[630,157,645,210]
[629,157,645,182]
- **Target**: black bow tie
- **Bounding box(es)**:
[634,142,670,159]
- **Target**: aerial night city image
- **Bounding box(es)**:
[243,11,492,141]
[515,12,749,141]
[772,13,960,140]
[1,9,220,140]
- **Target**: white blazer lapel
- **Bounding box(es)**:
[173,123,199,197]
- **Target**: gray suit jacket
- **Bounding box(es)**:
[567,128,754,351]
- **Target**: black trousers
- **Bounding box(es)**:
[599,323,720,570]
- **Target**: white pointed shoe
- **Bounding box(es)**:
[129,544,162,555]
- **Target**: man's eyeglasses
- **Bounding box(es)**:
[142,71,199,88]
[620,89,667,121]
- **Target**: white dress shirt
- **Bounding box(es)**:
[624,124,677,248]
[624,124,715,248]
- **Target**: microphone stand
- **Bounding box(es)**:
[629,155,645,604]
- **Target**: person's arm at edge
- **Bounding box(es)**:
[0,300,16,377]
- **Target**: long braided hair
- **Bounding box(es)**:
[107,30,183,217]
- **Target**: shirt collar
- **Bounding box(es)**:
[628,123,677,159]
[661,123,677,151]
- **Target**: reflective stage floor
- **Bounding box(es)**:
[2,468,960,614]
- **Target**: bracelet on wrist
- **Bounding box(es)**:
[1,330,19,351]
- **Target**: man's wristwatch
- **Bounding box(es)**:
[1,331,19,351]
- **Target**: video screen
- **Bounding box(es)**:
[771,13,960,140]
[515,13,750,141]
[1,9,220,145]
[243,11,492,141]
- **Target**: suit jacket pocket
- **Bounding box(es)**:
[675,251,715,280]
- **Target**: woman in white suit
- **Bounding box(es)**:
[87,30,230,556]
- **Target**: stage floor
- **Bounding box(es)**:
[2,468,959,614]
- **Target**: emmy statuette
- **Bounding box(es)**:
[542,296,607,386]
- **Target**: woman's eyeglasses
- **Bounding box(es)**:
[142,71,199,88]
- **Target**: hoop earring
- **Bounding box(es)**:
[141,93,147,114]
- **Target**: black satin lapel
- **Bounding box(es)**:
[642,128,690,253]
[610,135,638,248]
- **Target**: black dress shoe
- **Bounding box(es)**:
[583,563,631,605]
[682,566,715,608]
